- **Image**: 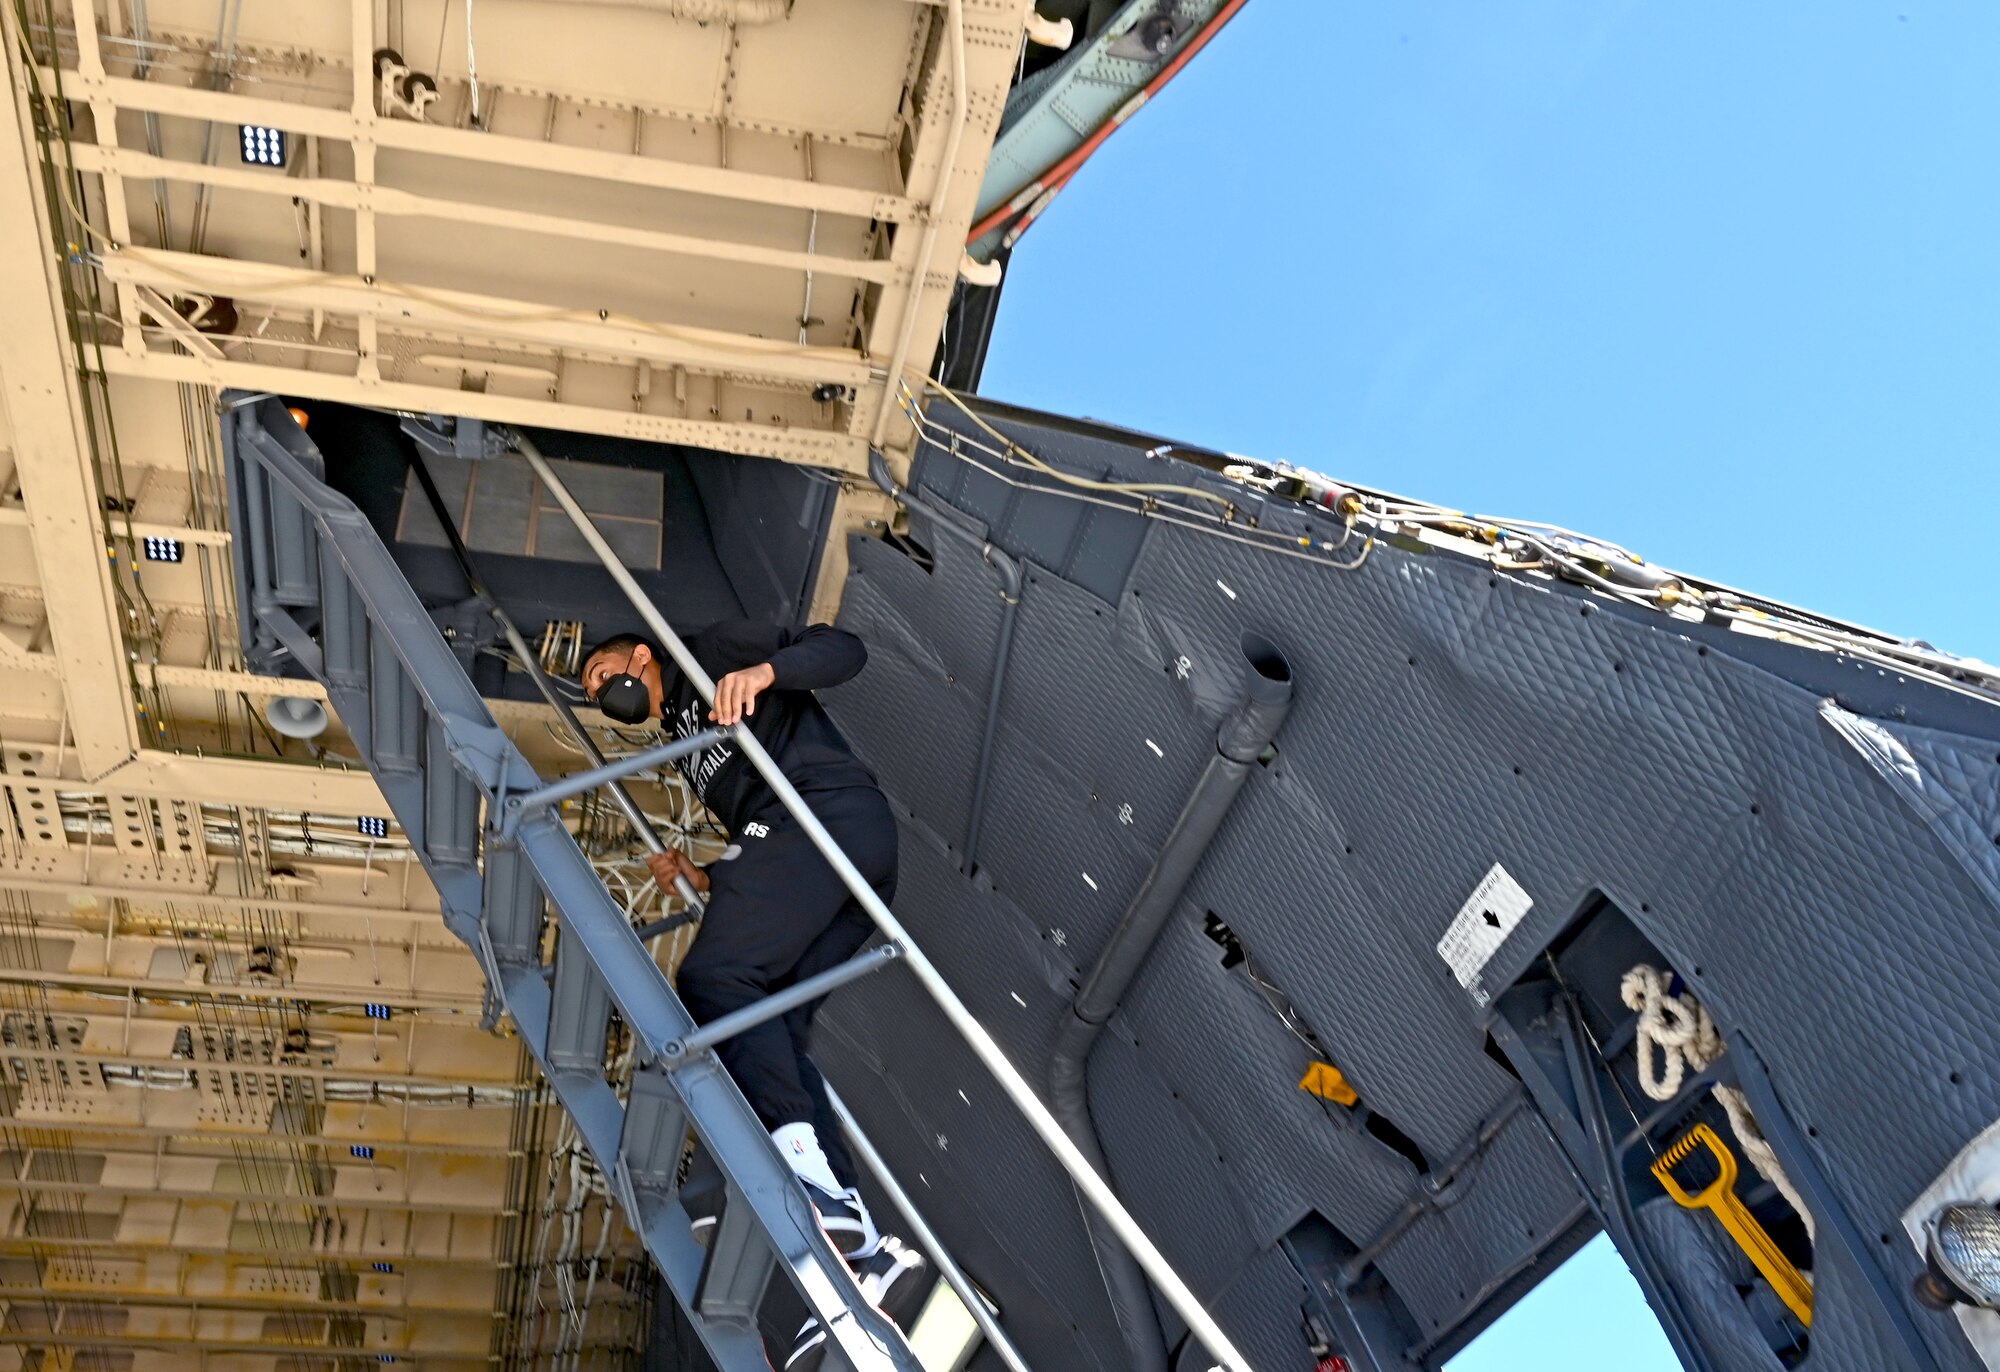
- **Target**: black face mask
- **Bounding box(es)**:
[596,649,652,725]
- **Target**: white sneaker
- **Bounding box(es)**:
[785,1235,930,1369]
[803,1179,880,1260]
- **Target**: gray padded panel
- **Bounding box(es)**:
[817,400,2000,1371]
[898,508,1013,693]
[817,961,1132,1370]
[1183,771,1521,1159]
[1823,708,2000,911]
[1371,1113,1589,1346]
[1086,1030,1263,1301]
[825,548,986,848]
[884,809,1077,1072]
[970,723,1158,968]
[1112,899,1416,1251]
[678,446,837,621]
[1005,565,1216,854]
[1198,1246,1317,1372]
[912,421,1154,604]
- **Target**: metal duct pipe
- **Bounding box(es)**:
[867,450,1022,873]
[1050,631,1294,1372]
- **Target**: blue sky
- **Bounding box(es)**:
[976,3,2000,1367]
[982,0,2000,667]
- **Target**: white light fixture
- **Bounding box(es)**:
[264,695,328,740]
[1921,1203,2000,1309]
[239,124,287,167]
[142,535,183,563]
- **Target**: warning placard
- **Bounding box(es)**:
[1436,863,1534,1005]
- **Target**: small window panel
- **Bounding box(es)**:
[397,456,663,571]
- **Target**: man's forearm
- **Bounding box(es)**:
[765,624,867,690]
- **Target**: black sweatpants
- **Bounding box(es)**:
[673,786,897,1190]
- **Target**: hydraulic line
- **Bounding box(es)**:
[402,448,706,918]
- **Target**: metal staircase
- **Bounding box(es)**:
[218,393,1256,1372]
[221,394,925,1372]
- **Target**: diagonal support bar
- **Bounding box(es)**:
[661,945,902,1061]
[497,728,731,837]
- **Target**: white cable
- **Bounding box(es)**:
[900,391,1375,572]
[1621,964,1815,1240]
[464,0,480,126]
[905,386,1995,699]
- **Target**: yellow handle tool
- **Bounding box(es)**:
[1652,1122,1814,1326]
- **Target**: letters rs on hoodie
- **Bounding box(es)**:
[657,622,878,835]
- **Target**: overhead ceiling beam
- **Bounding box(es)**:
[0,1040,513,1088]
[87,751,387,813]
[0,1339,642,1367]
[0,1286,569,1320]
[0,1234,519,1268]
[52,70,920,223]
[0,962,482,1011]
[0,503,230,546]
[0,17,142,776]
[97,249,874,391]
[0,1117,521,1160]
[63,143,901,286]
[95,345,873,469]
[0,1174,520,1217]
[0,861,444,924]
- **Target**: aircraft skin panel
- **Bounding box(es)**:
[813,398,2000,1372]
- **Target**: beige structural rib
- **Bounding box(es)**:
[56,70,923,223]
[871,0,969,447]
[92,346,873,468]
[0,21,138,775]
[94,250,875,390]
[63,144,902,284]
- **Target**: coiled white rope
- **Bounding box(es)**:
[1621,964,1816,1242]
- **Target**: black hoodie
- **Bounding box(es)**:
[656,621,878,835]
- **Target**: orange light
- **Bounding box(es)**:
[288,406,311,430]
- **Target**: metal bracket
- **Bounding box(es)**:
[398,413,509,461]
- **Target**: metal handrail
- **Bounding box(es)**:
[518,435,1256,1372]
[827,1084,1033,1372]
[404,437,1030,1366]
